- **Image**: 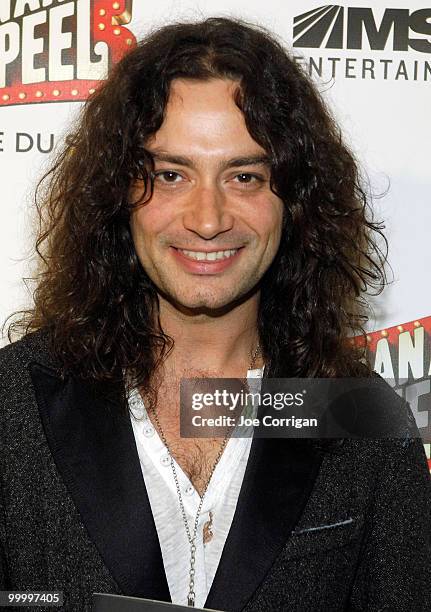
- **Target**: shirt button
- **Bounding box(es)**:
[160,454,171,466]
[143,426,155,437]
[184,484,194,496]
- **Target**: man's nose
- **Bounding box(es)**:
[182,184,234,239]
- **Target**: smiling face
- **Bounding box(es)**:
[129,78,284,313]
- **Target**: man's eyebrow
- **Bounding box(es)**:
[148,151,271,170]
[225,155,271,169]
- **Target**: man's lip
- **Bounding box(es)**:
[172,246,243,252]
[170,245,243,274]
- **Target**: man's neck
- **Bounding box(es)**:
[156,293,262,376]
[140,294,263,493]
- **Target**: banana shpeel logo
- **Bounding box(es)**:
[0,0,136,107]
[355,315,431,458]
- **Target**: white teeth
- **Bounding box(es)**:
[178,249,238,261]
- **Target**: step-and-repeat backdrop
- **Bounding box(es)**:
[0,1,430,463]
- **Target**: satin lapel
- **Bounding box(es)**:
[205,436,323,612]
[29,362,170,601]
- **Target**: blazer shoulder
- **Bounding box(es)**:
[0,329,58,386]
[320,372,423,459]
[346,372,414,431]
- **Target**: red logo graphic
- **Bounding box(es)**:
[0,0,135,106]
[355,316,431,469]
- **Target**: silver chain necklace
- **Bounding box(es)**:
[150,343,261,607]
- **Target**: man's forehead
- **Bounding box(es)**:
[143,78,270,167]
[161,78,244,125]
[167,77,240,103]
[147,148,271,170]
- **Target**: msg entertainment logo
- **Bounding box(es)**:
[293,5,431,53]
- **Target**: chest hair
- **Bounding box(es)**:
[142,368,231,496]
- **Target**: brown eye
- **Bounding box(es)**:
[233,173,265,186]
[237,173,253,183]
[154,171,182,183]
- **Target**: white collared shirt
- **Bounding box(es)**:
[128,368,263,608]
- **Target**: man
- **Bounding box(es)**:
[0,17,430,612]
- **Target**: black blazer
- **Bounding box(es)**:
[0,330,430,611]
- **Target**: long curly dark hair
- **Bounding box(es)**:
[8,17,387,393]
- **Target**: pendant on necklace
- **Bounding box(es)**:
[187,593,195,607]
[203,511,214,544]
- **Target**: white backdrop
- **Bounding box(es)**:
[0,0,430,452]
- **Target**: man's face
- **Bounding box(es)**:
[129,78,283,312]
